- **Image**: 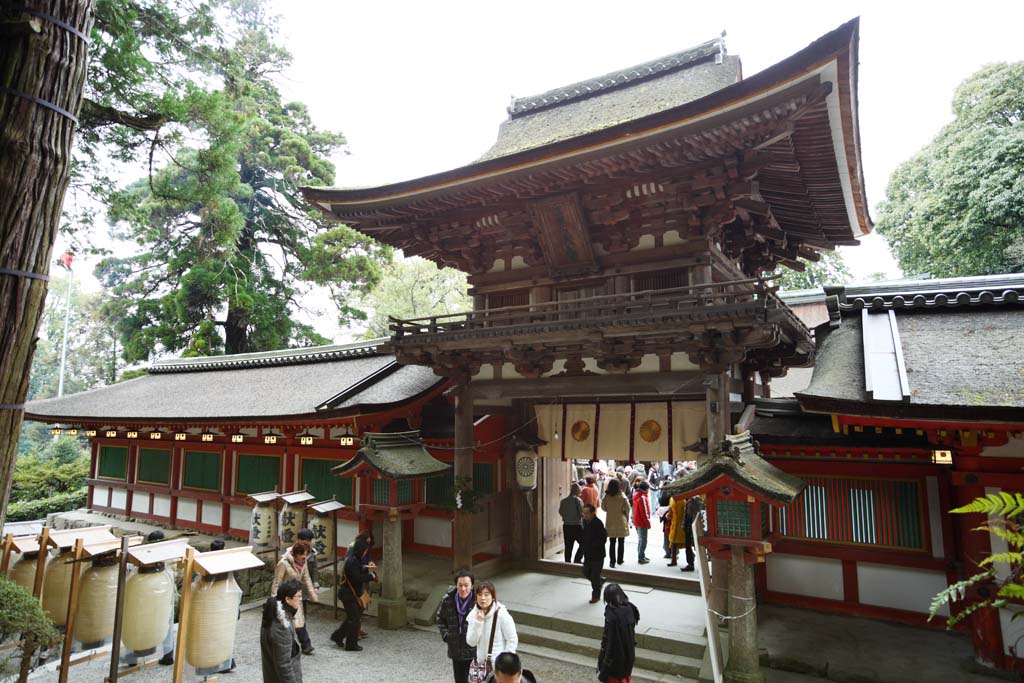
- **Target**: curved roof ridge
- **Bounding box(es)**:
[506,36,724,118]
[149,338,388,374]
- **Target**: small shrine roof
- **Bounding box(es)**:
[661,431,806,503]
[331,431,451,480]
[25,339,443,424]
[796,275,1024,421]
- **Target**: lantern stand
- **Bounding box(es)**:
[307,499,345,619]
[247,491,281,574]
[110,537,189,682]
[16,528,50,683]
[171,545,262,683]
[278,490,315,547]
[1,533,14,573]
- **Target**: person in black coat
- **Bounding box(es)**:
[437,568,477,683]
[597,583,639,683]
[330,536,375,651]
[261,578,304,683]
[580,504,608,604]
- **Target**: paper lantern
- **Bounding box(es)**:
[10,554,42,594]
[122,566,174,654]
[279,503,302,546]
[307,511,335,560]
[75,558,119,646]
[249,505,276,546]
[42,550,80,626]
[186,574,241,670]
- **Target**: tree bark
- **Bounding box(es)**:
[0,0,95,527]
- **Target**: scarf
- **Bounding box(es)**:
[455,591,473,630]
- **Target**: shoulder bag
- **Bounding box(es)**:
[342,573,371,610]
[468,606,500,683]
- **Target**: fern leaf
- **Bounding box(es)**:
[1009,493,1024,519]
[929,571,995,621]
[998,583,1024,600]
[980,552,1024,567]
[947,599,997,629]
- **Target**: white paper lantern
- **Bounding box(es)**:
[75,559,119,645]
[122,566,174,653]
[249,505,276,546]
[279,503,302,546]
[308,512,335,560]
[186,574,241,669]
[43,550,80,626]
[10,554,42,594]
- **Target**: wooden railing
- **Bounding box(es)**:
[389,274,785,338]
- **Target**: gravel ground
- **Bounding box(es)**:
[28,602,598,683]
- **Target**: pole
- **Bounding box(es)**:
[108,536,130,683]
[58,539,85,683]
[172,547,195,683]
[18,528,50,683]
[57,266,73,398]
[1,533,13,573]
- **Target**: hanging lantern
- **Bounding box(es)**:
[248,492,278,546]
[307,500,344,560]
[42,549,80,626]
[75,556,119,646]
[122,565,174,654]
[51,427,62,436]
[85,429,97,437]
[185,574,242,671]
[278,491,315,546]
[9,553,43,594]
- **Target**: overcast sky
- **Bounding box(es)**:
[270,0,1024,283]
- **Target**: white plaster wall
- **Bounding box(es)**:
[1000,606,1024,657]
[152,494,171,518]
[632,354,660,374]
[414,516,452,548]
[475,364,494,380]
[663,229,683,246]
[926,477,945,558]
[202,500,222,526]
[670,352,697,371]
[765,553,844,600]
[91,486,109,508]
[110,488,128,510]
[982,436,1024,458]
[509,256,528,270]
[857,563,948,615]
[131,493,150,515]
[229,505,251,531]
[631,234,656,251]
[177,498,197,522]
[336,519,359,551]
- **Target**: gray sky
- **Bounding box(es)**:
[272,0,1024,283]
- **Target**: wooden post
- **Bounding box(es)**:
[58,538,85,683]
[18,528,50,682]
[1,533,13,573]
[108,536,130,683]
[333,524,340,621]
[171,547,195,683]
[453,382,474,569]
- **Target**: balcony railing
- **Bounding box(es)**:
[389,274,809,344]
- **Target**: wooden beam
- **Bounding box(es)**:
[466,371,704,400]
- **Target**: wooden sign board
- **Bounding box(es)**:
[194,546,263,576]
[249,491,280,504]
[128,538,190,567]
[530,193,599,276]
[11,534,40,554]
[83,536,144,558]
[281,490,316,505]
[308,500,345,515]
[47,526,117,550]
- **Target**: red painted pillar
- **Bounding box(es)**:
[955,483,1005,668]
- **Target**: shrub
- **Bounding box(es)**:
[0,576,58,672]
[6,489,88,523]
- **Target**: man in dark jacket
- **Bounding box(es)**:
[681,496,704,572]
[330,536,375,651]
[580,504,608,603]
[484,652,537,682]
[437,568,476,683]
[261,578,303,683]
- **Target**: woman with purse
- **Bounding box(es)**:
[271,543,319,655]
[465,582,518,683]
[597,583,640,683]
[330,536,375,651]
[601,479,631,568]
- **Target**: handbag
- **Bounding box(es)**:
[468,606,500,683]
[342,574,371,610]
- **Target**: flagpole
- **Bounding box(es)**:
[57,263,73,398]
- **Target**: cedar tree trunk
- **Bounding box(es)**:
[0,0,95,526]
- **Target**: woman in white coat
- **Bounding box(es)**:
[466,581,518,670]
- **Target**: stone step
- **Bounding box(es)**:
[526,559,702,596]
[517,623,703,679]
[516,641,698,683]
[507,606,706,659]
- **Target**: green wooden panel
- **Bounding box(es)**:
[716,500,752,538]
[473,462,495,495]
[300,458,353,505]
[236,454,280,494]
[137,448,170,484]
[183,451,221,490]
[98,446,128,480]
[372,479,389,505]
[425,474,453,506]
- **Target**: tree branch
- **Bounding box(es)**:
[80,98,168,132]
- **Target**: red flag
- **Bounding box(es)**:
[58,252,74,269]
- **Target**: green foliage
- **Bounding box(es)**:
[358,257,471,339]
[0,576,59,666]
[930,492,1024,628]
[877,63,1024,277]
[11,436,90,504]
[6,490,89,523]
[93,0,385,359]
[776,251,852,291]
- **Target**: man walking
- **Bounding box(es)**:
[631,480,652,564]
[580,475,600,509]
[558,483,585,563]
[580,504,608,604]
[681,495,704,572]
